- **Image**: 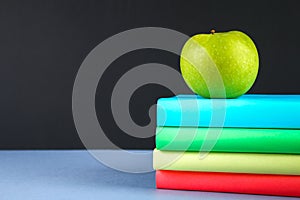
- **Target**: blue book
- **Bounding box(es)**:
[157,94,300,128]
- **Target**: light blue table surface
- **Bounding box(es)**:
[0,150,297,200]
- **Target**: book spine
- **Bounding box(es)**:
[156,170,300,197]
[155,127,300,153]
[153,149,300,175]
[157,97,300,128]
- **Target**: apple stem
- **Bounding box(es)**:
[210,29,216,34]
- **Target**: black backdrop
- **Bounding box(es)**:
[1,0,299,149]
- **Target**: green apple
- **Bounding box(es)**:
[180,30,259,98]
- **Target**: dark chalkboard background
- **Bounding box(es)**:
[1,0,299,149]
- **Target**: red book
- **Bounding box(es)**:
[156,170,300,197]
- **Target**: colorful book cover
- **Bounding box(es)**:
[156,170,300,197]
[157,94,300,128]
[153,149,300,175]
[156,127,300,153]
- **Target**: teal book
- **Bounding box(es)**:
[156,94,300,128]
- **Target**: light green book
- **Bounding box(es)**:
[153,149,300,175]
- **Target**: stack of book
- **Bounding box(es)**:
[153,94,300,197]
